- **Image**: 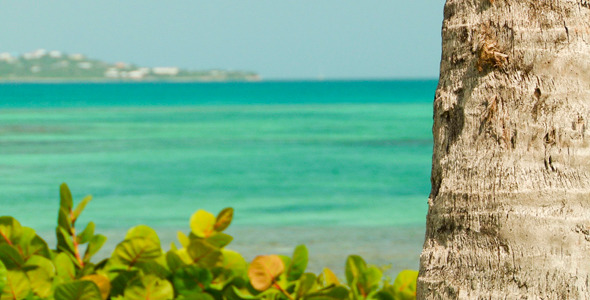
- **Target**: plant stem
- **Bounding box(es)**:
[273,282,294,300]
[69,214,84,267]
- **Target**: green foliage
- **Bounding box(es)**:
[0,183,418,299]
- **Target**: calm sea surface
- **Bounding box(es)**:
[0,80,435,274]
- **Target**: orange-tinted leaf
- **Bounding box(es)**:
[247,255,284,291]
[214,208,234,232]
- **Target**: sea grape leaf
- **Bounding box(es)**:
[111,237,161,267]
[321,267,340,286]
[76,222,95,244]
[226,286,257,300]
[24,255,55,298]
[59,183,74,212]
[221,249,247,278]
[175,248,194,265]
[390,270,418,300]
[135,260,171,278]
[58,207,73,234]
[345,255,366,287]
[84,234,107,262]
[54,280,102,300]
[190,210,216,238]
[205,233,233,249]
[375,290,395,300]
[186,240,222,268]
[166,251,185,273]
[124,274,174,300]
[295,273,316,299]
[362,265,383,294]
[173,265,213,295]
[56,226,76,254]
[109,270,139,297]
[1,270,31,300]
[305,285,350,300]
[278,255,291,273]
[0,244,25,270]
[81,274,111,300]
[55,253,76,282]
[0,261,6,294]
[72,195,92,223]
[214,208,234,232]
[14,227,35,256]
[176,291,215,300]
[247,255,284,291]
[177,232,190,248]
[125,225,161,247]
[287,244,308,281]
[0,217,22,245]
[19,232,51,259]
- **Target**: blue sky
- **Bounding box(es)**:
[0,1,446,79]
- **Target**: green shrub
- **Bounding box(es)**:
[0,183,418,300]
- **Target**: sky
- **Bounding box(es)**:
[0,1,446,80]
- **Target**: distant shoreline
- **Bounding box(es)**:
[0,78,437,84]
[0,77,262,84]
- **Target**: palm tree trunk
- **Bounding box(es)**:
[418,0,590,298]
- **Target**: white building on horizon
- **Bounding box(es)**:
[0,52,15,62]
[77,62,92,69]
[152,67,179,76]
[49,50,63,58]
[69,53,85,61]
[104,68,120,78]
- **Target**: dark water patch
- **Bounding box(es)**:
[0,80,437,108]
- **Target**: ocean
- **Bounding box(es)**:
[0,80,435,275]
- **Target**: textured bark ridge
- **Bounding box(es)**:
[419,0,590,298]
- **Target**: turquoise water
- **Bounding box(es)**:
[0,80,435,273]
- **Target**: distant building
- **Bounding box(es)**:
[23,52,36,60]
[49,51,63,58]
[23,49,47,60]
[33,49,47,57]
[128,70,146,79]
[152,67,179,76]
[69,53,85,61]
[0,52,14,62]
[77,62,92,69]
[137,67,150,75]
[115,62,129,69]
[104,68,119,78]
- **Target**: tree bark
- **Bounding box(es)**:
[418,0,590,298]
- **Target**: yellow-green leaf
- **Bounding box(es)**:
[81,274,111,300]
[1,270,30,300]
[0,217,22,246]
[111,238,161,267]
[124,275,174,300]
[177,231,190,248]
[391,270,418,300]
[322,267,340,286]
[54,280,102,300]
[190,210,216,238]
[125,225,160,247]
[24,255,55,298]
[72,195,93,223]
